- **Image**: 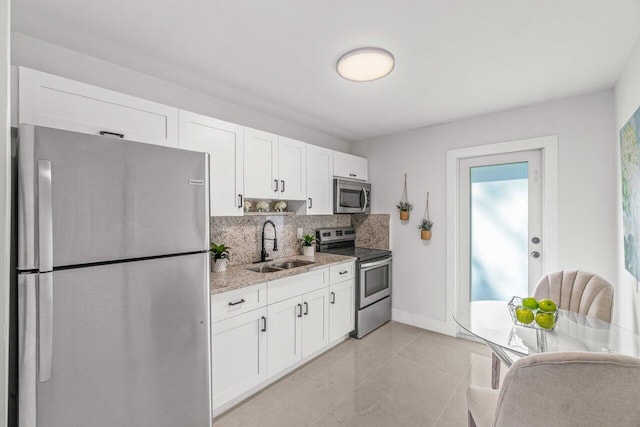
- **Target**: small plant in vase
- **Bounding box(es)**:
[396,201,413,221]
[300,234,316,257]
[418,219,434,240]
[210,242,231,272]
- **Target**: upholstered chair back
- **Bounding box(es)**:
[532,270,613,322]
[492,352,640,427]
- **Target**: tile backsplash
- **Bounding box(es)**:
[211,214,389,266]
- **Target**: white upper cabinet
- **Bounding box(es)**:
[306,145,334,215]
[277,137,307,200]
[244,128,307,200]
[244,128,280,199]
[333,152,368,181]
[18,67,179,147]
[179,111,244,216]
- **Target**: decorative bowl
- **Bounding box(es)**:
[508,296,558,331]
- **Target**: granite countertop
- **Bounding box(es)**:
[210,252,357,295]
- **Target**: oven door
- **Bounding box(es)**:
[334,179,371,214]
[359,256,392,308]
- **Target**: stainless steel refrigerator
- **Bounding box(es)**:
[16,125,212,427]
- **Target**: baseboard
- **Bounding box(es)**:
[392,308,455,336]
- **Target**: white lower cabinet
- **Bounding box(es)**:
[329,279,355,342]
[211,307,267,410]
[266,296,302,377]
[301,288,330,356]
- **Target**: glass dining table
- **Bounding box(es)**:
[454,300,640,389]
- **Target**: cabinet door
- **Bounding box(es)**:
[267,296,302,377]
[278,136,306,200]
[211,308,267,412]
[19,67,179,147]
[333,152,368,181]
[179,111,244,216]
[301,288,330,357]
[306,145,333,215]
[329,279,355,342]
[244,128,279,199]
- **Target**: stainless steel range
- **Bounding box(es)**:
[316,227,392,338]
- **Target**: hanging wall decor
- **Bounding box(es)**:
[396,173,413,220]
[621,105,640,281]
[418,192,434,240]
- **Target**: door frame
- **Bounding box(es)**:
[445,136,559,336]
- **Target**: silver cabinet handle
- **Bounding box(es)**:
[274,179,279,192]
[238,194,243,208]
[297,303,303,318]
[361,187,368,212]
[303,302,309,315]
[99,130,124,138]
[308,198,312,209]
[281,180,285,193]
[330,292,336,304]
[228,298,245,306]
[38,273,53,382]
[37,160,53,273]
[261,316,267,332]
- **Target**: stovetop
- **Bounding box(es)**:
[320,246,391,262]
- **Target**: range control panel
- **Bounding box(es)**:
[316,227,356,243]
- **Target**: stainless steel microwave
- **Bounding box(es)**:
[334,178,371,214]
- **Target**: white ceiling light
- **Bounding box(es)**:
[336,47,395,82]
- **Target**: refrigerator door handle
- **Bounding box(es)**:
[37,159,54,272]
[38,272,54,382]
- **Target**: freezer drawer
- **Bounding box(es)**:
[18,125,209,270]
[18,253,211,427]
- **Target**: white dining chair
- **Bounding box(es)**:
[467,351,640,427]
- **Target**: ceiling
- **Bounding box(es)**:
[11,0,640,142]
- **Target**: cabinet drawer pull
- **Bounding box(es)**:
[303,302,309,315]
[99,130,124,139]
[261,316,267,332]
[330,292,336,304]
[280,180,285,193]
[274,179,279,192]
[339,270,349,275]
[349,173,356,177]
[228,298,245,306]
[308,198,312,209]
[238,194,243,208]
[297,303,303,317]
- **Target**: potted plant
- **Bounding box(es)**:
[396,201,413,221]
[418,219,434,240]
[300,234,316,257]
[210,242,231,272]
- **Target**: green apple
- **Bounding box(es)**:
[538,299,558,313]
[515,306,534,324]
[535,311,556,329]
[522,297,538,310]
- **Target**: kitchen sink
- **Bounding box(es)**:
[247,260,315,273]
[270,260,315,269]
[246,265,283,273]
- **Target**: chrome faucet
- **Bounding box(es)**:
[260,220,278,262]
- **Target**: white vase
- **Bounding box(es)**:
[302,246,315,257]
[211,258,228,273]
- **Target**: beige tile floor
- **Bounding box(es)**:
[214,321,498,427]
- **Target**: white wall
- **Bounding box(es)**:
[614,36,640,333]
[10,32,349,152]
[0,1,10,425]
[352,90,618,332]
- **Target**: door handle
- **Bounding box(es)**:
[274,179,279,192]
[330,292,336,304]
[37,160,53,273]
[308,198,312,209]
[303,302,309,315]
[261,316,267,332]
[281,180,285,193]
[38,273,53,382]
[297,303,303,318]
[238,194,243,208]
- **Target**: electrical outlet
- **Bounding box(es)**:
[297,228,303,239]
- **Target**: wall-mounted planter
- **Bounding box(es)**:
[421,230,432,241]
[399,210,410,221]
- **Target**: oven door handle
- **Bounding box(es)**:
[360,257,392,270]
